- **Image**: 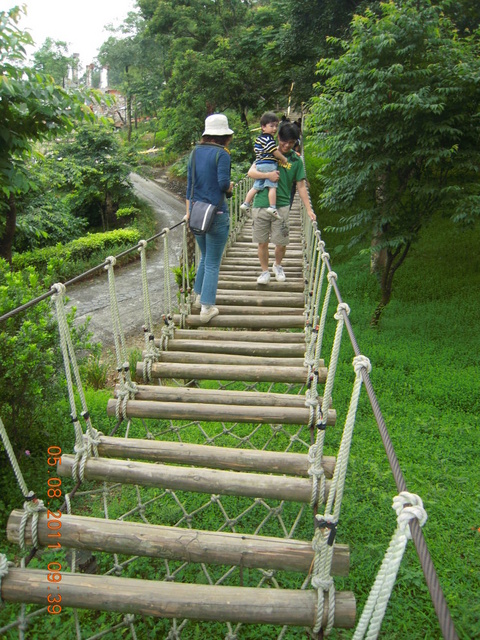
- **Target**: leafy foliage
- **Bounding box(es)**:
[0,6,98,260]
[309,0,480,322]
[50,123,135,230]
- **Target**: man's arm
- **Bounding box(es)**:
[247,162,279,182]
[296,180,316,221]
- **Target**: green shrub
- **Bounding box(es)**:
[12,228,141,275]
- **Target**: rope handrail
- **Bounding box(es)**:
[0,219,186,325]
[304,223,458,640]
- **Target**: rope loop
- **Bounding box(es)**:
[393,492,427,539]
[19,497,46,550]
[353,354,372,376]
[334,302,350,320]
[50,282,66,298]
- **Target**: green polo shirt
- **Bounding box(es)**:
[252,151,306,208]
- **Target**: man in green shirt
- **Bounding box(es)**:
[248,122,316,284]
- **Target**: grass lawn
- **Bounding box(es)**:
[320,213,480,638]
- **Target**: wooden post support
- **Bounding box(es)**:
[7,510,349,576]
[57,455,330,504]
[96,435,336,478]
[1,568,356,628]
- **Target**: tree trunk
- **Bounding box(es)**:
[0,195,17,263]
[371,241,411,326]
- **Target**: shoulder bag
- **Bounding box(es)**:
[188,147,225,235]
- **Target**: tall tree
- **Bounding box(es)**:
[310,0,480,324]
[31,37,73,87]
[0,6,96,261]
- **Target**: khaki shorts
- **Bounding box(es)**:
[251,206,290,246]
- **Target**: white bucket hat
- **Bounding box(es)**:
[203,114,233,136]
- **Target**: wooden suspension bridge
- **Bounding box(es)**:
[0,186,458,639]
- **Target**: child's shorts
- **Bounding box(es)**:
[253,161,278,190]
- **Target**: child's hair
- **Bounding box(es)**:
[260,112,279,127]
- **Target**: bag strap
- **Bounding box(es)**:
[189,146,225,210]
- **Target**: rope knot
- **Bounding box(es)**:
[0,553,12,579]
[104,255,116,268]
[321,251,330,262]
[393,492,427,538]
[327,270,337,282]
[311,575,334,591]
[138,239,148,250]
[162,227,170,235]
[50,282,66,298]
[353,354,372,375]
[334,302,350,320]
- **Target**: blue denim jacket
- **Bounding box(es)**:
[186,144,231,213]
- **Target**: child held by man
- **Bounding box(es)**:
[240,112,287,218]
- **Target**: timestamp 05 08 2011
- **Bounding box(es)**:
[46,445,63,615]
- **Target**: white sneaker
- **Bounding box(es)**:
[272,264,286,282]
[192,294,201,309]
[199,306,219,323]
[257,270,271,285]
[266,206,280,219]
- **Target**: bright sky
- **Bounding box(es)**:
[0,0,137,70]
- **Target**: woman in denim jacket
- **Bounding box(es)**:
[186,114,234,323]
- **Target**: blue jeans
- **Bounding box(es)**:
[253,161,278,190]
[193,211,230,305]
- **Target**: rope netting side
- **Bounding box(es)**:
[299,202,458,640]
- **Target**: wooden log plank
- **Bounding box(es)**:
[1,568,355,628]
[106,398,334,427]
[57,455,328,504]
[122,384,332,412]
[138,362,326,383]
[216,288,303,299]
[213,294,304,307]
[188,305,303,317]
[172,329,305,343]
[158,339,306,357]
[96,435,336,477]
[217,278,304,291]
[175,315,306,329]
[147,351,306,367]
[7,510,349,575]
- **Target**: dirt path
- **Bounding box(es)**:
[66,173,186,346]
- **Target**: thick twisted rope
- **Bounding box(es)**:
[311,354,371,635]
[0,417,46,550]
[51,283,100,482]
[104,258,138,421]
[138,240,161,382]
[163,228,173,318]
[352,492,428,640]
[308,303,350,511]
